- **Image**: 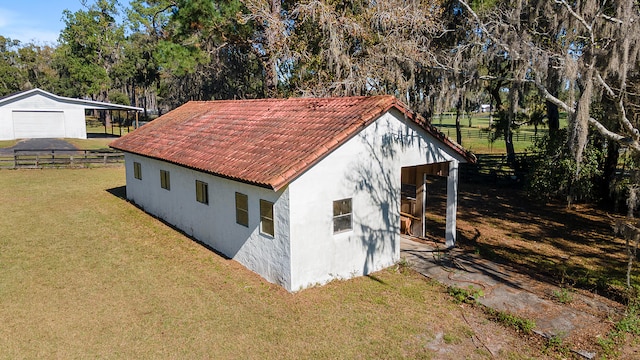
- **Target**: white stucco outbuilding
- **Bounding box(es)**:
[110,96,475,291]
[0,88,142,140]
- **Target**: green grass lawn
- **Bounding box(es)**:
[0,140,19,148]
[86,124,133,137]
[432,112,568,154]
[0,168,546,358]
[64,137,118,150]
[443,134,534,154]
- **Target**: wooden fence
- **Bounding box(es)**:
[460,153,535,185]
[0,149,124,169]
[435,127,543,142]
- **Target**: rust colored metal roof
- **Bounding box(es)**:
[110,96,474,190]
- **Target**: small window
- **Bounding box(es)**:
[333,198,352,233]
[260,199,274,236]
[196,180,208,204]
[133,162,142,180]
[236,192,249,227]
[160,170,170,190]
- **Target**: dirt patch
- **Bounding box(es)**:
[423,181,639,356]
[453,183,630,301]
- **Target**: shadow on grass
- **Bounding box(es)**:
[104,186,231,261]
[106,185,127,199]
[87,133,121,138]
[366,274,388,285]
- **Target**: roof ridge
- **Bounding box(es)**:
[187,94,394,103]
[111,95,474,190]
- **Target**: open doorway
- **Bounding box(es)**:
[400,163,449,241]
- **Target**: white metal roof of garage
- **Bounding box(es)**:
[0,88,143,111]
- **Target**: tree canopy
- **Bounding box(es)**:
[1,0,639,198]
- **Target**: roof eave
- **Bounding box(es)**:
[266,99,393,191]
[387,100,477,164]
[112,147,277,190]
[0,88,143,111]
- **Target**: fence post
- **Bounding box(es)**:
[4,149,124,169]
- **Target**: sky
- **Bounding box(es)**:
[0,0,91,45]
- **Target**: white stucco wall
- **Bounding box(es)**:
[122,109,467,292]
[124,154,292,289]
[287,110,467,291]
[0,94,87,140]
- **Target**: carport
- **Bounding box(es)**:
[0,88,142,140]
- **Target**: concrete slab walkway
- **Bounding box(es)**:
[401,236,623,359]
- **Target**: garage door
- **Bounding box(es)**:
[13,111,66,139]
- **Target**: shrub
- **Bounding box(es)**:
[526,130,605,203]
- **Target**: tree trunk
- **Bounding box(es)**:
[505,126,516,164]
[102,90,112,127]
[505,82,517,165]
[546,58,561,136]
[601,140,620,208]
[455,92,464,145]
[130,80,137,108]
[264,0,281,97]
[466,98,473,128]
[489,84,502,109]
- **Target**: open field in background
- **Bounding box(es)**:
[431,112,569,154]
[0,111,563,155]
[0,168,552,359]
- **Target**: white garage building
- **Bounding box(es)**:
[110,96,475,292]
[0,88,142,140]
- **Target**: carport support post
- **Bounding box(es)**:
[422,172,427,237]
[445,160,459,247]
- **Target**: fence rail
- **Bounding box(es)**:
[434,127,543,143]
[0,148,562,188]
[0,149,124,169]
[460,153,536,185]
